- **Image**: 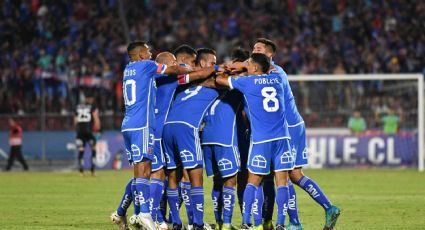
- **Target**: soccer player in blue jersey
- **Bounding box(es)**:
[253,38,341,230]
[115,41,218,230]
[216,53,294,230]
[173,45,198,229]
[111,50,217,230]
[202,49,249,230]
[163,48,220,230]
[152,51,218,230]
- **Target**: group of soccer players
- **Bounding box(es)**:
[110,38,341,230]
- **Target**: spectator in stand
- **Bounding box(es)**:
[382,109,400,134]
[4,118,29,171]
[348,110,366,134]
[0,1,423,130]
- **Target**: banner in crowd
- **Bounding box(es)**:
[0,131,418,169]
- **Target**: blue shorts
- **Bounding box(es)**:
[247,139,294,175]
[203,145,240,178]
[162,123,203,169]
[122,127,155,164]
[152,138,166,172]
[288,124,308,167]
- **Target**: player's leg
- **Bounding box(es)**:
[183,128,208,230]
[121,132,140,229]
[252,183,263,228]
[14,145,29,171]
[181,169,194,228]
[76,134,85,175]
[203,144,223,227]
[287,179,302,229]
[111,178,133,229]
[241,142,270,229]
[290,168,340,230]
[290,125,340,229]
[150,138,166,228]
[130,128,156,230]
[273,139,294,230]
[89,134,97,176]
[217,145,239,230]
[163,124,183,228]
[5,146,18,171]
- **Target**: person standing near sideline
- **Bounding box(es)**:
[5,118,29,171]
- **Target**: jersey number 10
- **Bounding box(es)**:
[124,80,136,106]
[261,87,279,112]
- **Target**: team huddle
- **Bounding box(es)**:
[110,38,341,230]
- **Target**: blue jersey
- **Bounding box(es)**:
[165,85,220,129]
[154,74,190,138]
[229,72,290,143]
[202,90,243,146]
[271,61,304,126]
[121,60,167,131]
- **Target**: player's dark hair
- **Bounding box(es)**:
[256,38,277,54]
[196,48,216,65]
[174,44,197,57]
[127,41,147,54]
[231,48,250,62]
[250,53,270,73]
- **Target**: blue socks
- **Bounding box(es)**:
[222,186,236,225]
[262,179,275,221]
[276,186,289,226]
[191,186,205,226]
[135,177,150,214]
[131,179,140,215]
[150,178,164,222]
[298,176,332,211]
[288,180,301,225]
[180,181,194,225]
[253,184,263,226]
[117,179,133,216]
[212,183,223,223]
[167,188,182,225]
[242,183,257,225]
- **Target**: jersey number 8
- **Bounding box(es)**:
[261,87,279,112]
[124,79,136,106]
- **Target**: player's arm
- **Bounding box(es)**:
[215,74,231,88]
[92,109,101,132]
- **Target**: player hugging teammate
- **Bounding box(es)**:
[110,39,340,230]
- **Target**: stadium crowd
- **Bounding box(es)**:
[0,0,423,129]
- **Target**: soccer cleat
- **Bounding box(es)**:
[323,205,341,230]
[157,221,169,230]
[239,224,250,230]
[137,212,157,230]
[203,223,213,230]
[287,223,303,230]
[129,214,143,230]
[110,211,130,230]
[275,225,286,230]
[263,220,273,230]
[187,225,193,230]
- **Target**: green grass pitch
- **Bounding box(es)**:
[0,169,424,229]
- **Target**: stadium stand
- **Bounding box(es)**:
[0,0,423,130]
